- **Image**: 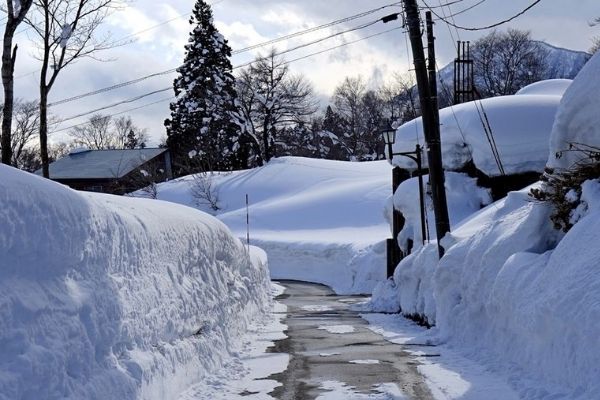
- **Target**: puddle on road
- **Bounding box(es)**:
[317,325,356,334]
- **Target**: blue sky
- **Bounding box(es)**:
[6,0,599,145]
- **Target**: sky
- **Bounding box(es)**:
[4,0,599,145]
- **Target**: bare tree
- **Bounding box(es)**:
[190,171,220,212]
[331,76,366,158]
[0,100,41,167]
[69,113,113,149]
[27,0,118,177]
[236,50,318,163]
[472,29,549,97]
[113,115,147,149]
[380,73,419,123]
[1,0,34,165]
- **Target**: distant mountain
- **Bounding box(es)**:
[436,41,591,98]
[539,42,591,79]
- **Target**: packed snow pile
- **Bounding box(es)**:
[0,165,270,400]
[515,78,572,96]
[369,53,600,398]
[548,53,600,169]
[153,157,392,294]
[392,172,492,250]
[394,93,561,177]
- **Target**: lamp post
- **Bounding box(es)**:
[381,121,427,249]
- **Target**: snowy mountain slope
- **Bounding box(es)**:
[538,41,592,79]
[0,165,270,400]
[154,157,393,294]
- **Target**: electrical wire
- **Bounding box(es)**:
[49,13,393,107]
[50,96,175,134]
[232,18,383,70]
[231,2,402,55]
[58,87,172,124]
[422,0,543,31]
[50,25,400,134]
[48,69,177,107]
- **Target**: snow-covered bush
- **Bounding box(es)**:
[531,144,600,231]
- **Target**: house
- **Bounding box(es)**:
[38,147,173,194]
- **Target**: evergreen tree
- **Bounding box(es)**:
[165,0,243,175]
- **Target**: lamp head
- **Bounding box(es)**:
[380,119,396,145]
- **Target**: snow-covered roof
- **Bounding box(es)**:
[39,148,168,180]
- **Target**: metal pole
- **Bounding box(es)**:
[245,194,250,251]
[415,145,427,245]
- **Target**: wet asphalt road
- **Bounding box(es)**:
[267,280,434,400]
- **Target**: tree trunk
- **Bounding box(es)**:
[1,30,17,165]
[39,86,50,178]
[263,118,271,162]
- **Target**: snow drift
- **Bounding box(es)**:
[548,53,600,169]
[394,91,561,176]
[153,157,392,294]
[0,165,270,400]
[370,53,600,398]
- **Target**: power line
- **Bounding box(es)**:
[282,26,402,64]
[48,69,177,107]
[51,25,400,134]
[422,0,543,31]
[232,18,383,70]
[58,88,172,123]
[429,0,487,21]
[50,96,175,134]
[16,1,402,81]
[231,2,402,55]
[49,11,394,107]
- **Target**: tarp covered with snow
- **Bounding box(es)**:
[0,165,270,400]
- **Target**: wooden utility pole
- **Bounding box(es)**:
[404,0,450,258]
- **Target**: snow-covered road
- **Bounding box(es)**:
[185,280,523,400]
[268,281,433,400]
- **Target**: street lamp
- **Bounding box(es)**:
[380,120,427,248]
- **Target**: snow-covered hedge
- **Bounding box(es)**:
[0,166,270,400]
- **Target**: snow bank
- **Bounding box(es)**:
[394,172,491,249]
[394,94,561,176]
[371,182,600,398]
[370,53,600,397]
[548,52,600,169]
[0,165,270,400]
[153,157,391,294]
[515,78,572,96]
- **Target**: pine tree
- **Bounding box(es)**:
[165,0,243,175]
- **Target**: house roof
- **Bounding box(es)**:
[38,148,168,180]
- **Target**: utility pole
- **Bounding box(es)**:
[403,0,451,258]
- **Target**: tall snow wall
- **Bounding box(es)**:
[0,165,270,400]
